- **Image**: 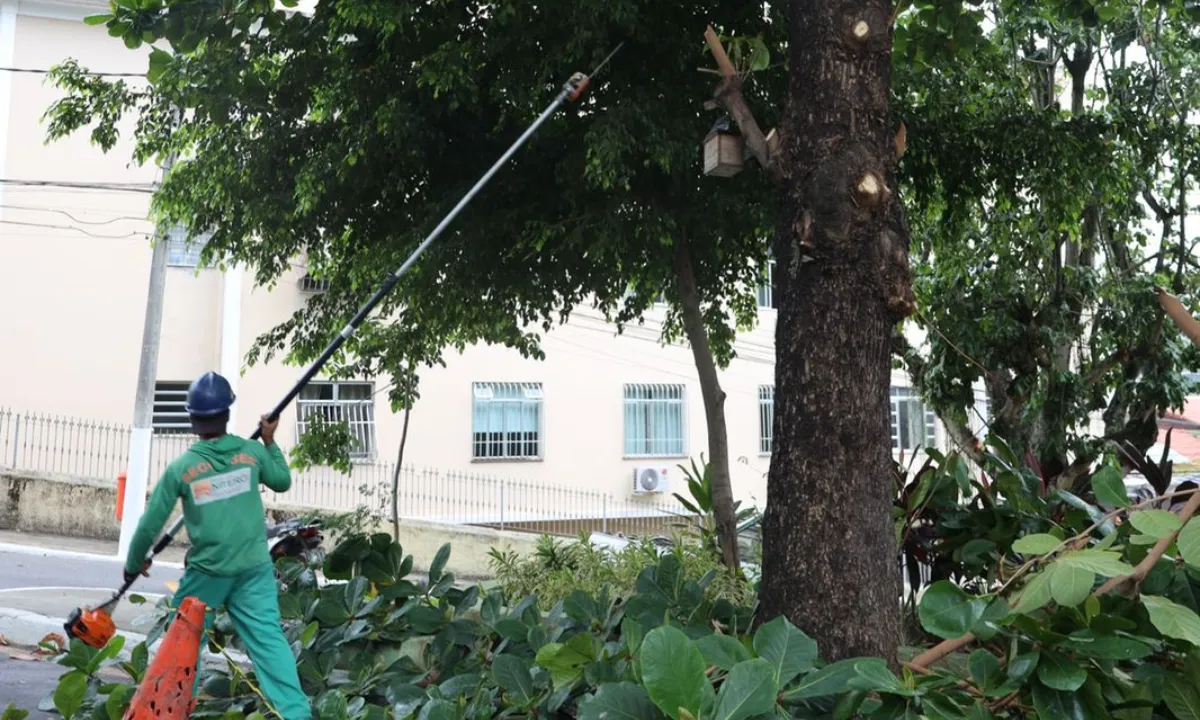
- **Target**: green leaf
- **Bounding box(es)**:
[696,634,752,671]
[846,659,906,694]
[492,654,538,708]
[1142,595,1200,646]
[104,685,134,720]
[1062,629,1153,660]
[919,580,987,639]
[417,700,456,720]
[83,13,113,25]
[1011,533,1061,555]
[640,626,713,720]
[577,683,661,720]
[1129,510,1183,540]
[1048,562,1094,607]
[1056,550,1135,578]
[1013,568,1054,615]
[2,704,29,720]
[1163,674,1200,720]
[780,658,866,701]
[1180,518,1200,568]
[712,659,778,720]
[1031,682,1088,720]
[535,634,595,687]
[1091,466,1130,508]
[427,543,451,584]
[752,616,818,686]
[316,690,348,720]
[1035,651,1087,692]
[53,670,87,720]
[967,649,1000,689]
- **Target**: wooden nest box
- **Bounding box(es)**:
[703,117,743,178]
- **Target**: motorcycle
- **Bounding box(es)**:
[267,517,325,567]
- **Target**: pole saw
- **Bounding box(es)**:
[65,45,623,648]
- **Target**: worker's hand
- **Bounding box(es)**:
[123,561,151,585]
[260,414,279,446]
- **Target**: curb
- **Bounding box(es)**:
[0,607,248,670]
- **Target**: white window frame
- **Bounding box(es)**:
[890,387,937,453]
[152,381,192,435]
[623,383,687,458]
[471,382,545,461]
[757,258,775,309]
[166,225,214,268]
[758,385,774,455]
[296,381,377,461]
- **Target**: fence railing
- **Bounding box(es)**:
[0,407,694,537]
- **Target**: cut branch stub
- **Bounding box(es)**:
[854,171,888,207]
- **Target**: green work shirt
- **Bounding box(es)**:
[124,434,292,577]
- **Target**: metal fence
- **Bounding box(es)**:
[0,407,693,537]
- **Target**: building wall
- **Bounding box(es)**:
[0,3,950,513]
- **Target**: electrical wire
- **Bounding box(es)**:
[0,66,146,77]
[0,179,156,193]
[0,203,151,226]
[0,218,150,239]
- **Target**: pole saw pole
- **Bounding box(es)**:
[146,50,622,558]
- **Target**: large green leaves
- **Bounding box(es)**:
[577,683,661,720]
[1179,518,1200,567]
[751,616,818,685]
[1142,595,1200,647]
[639,626,713,720]
[919,581,988,638]
[711,659,778,720]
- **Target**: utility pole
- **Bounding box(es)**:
[117,141,178,560]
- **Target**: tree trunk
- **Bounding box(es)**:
[759,0,909,661]
[673,238,740,570]
[391,404,413,540]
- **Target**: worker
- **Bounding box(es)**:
[123,371,311,718]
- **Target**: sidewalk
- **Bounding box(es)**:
[0,529,189,565]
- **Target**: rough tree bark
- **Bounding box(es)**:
[758,0,912,661]
[673,236,740,569]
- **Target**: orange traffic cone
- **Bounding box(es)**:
[123,596,207,720]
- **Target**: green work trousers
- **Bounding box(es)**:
[171,562,311,720]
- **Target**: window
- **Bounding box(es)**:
[296,382,376,460]
[472,382,543,460]
[165,225,213,268]
[152,381,192,434]
[299,274,330,294]
[890,387,937,452]
[758,385,774,454]
[757,259,775,309]
[624,383,686,457]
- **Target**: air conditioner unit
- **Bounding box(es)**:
[633,466,670,495]
[298,274,331,294]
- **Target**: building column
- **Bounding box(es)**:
[221,264,244,431]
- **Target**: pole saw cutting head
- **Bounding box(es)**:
[65,593,120,649]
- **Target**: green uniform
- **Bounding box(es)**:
[125,434,311,719]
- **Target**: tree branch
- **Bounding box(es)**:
[1157,288,1200,349]
[703,26,779,181]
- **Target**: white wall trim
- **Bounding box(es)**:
[17,0,107,22]
[0,0,17,227]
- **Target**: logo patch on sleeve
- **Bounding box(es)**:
[190,467,253,505]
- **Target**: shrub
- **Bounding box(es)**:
[487,534,753,611]
[32,435,1200,719]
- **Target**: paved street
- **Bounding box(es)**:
[0,533,185,714]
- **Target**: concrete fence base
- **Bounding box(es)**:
[0,470,538,579]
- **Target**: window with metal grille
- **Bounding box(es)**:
[152,381,192,434]
[296,382,376,460]
[890,387,937,452]
[299,274,330,293]
[624,383,686,457]
[472,382,543,460]
[757,258,775,309]
[758,385,774,454]
[165,225,213,268]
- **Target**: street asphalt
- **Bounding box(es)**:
[0,532,186,714]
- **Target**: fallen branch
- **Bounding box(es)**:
[909,485,1200,669]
